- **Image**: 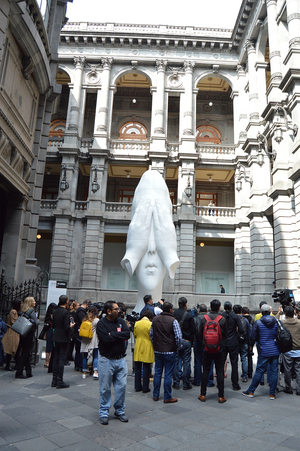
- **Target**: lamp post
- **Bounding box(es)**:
[184,172,193,198]
[273,103,298,143]
[257,132,276,164]
[235,163,252,192]
[91,166,100,193]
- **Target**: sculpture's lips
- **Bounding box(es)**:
[146,265,157,274]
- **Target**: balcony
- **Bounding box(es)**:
[110,140,150,155]
[40,200,58,209]
[197,144,236,162]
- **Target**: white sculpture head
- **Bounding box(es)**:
[121,170,179,311]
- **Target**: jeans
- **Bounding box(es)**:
[201,350,224,397]
[248,355,278,396]
[238,342,248,379]
[223,345,239,388]
[135,361,151,391]
[82,348,98,372]
[282,354,300,392]
[98,355,128,418]
[173,340,192,388]
[193,342,214,386]
[153,352,176,400]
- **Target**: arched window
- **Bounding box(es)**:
[196,125,221,144]
[49,119,66,137]
[119,122,147,140]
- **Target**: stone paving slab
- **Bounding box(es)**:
[1,353,300,451]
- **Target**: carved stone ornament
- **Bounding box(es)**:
[131,61,138,70]
[244,39,256,53]
[183,128,193,135]
[154,127,164,134]
[168,73,183,89]
[183,60,196,73]
[101,57,114,70]
[212,65,219,74]
[86,64,101,84]
[74,56,86,69]
[68,124,78,130]
[156,59,168,72]
[96,125,107,132]
[287,13,300,24]
[289,37,300,47]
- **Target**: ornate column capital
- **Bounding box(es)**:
[183,60,195,74]
[73,56,86,69]
[244,39,256,54]
[101,57,114,70]
[236,64,246,77]
[266,0,277,7]
[155,59,168,72]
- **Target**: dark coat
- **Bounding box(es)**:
[221,310,244,347]
[250,314,279,357]
[52,307,72,343]
[173,307,196,342]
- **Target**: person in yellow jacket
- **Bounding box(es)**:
[134,310,154,393]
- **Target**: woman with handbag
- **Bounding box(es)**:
[15,296,39,379]
[80,307,99,379]
[3,298,22,371]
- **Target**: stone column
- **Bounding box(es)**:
[50,217,75,282]
[248,214,274,309]
[81,219,105,290]
[180,61,195,153]
[266,0,283,100]
[255,62,268,114]
[93,57,114,149]
[244,40,260,123]
[286,0,300,55]
[177,221,196,295]
[271,193,298,289]
[153,59,167,136]
[293,177,300,298]
[234,65,248,153]
[64,56,85,147]
[234,224,251,301]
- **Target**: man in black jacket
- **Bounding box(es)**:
[197,299,228,403]
[96,301,130,425]
[52,295,74,389]
[172,297,196,390]
[222,301,245,390]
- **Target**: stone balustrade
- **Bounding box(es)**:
[75,201,88,211]
[40,200,58,209]
[105,202,132,213]
[197,144,236,155]
[110,140,150,153]
[48,137,64,149]
[194,205,236,217]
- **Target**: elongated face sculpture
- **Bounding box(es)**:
[121,170,180,311]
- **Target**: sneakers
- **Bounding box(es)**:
[242,390,254,398]
[99,417,108,425]
[114,412,128,422]
[93,372,98,380]
[198,395,206,402]
[269,394,276,400]
[82,373,86,379]
[242,378,248,383]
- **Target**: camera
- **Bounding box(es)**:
[272,289,295,308]
[126,311,140,332]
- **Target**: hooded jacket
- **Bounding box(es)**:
[250,314,279,357]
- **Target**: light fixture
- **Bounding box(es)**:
[235,162,252,192]
[91,166,100,193]
[207,173,213,182]
[125,170,131,179]
[184,172,193,198]
[37,234,42,239]
[274,103,298,143]
[60,164,69,192]
[45,167,51,175]
[200,242,205,247]
[132,99,137,104]
[257,132,276,161]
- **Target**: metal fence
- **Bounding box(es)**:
[0,269,46,365]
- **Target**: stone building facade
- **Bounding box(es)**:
[0,0,71,288]
[36,0,300,309]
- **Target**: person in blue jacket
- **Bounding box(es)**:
[242,304,279,400]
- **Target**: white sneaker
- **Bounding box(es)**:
[93,372,98,379]
[82,373,86,379]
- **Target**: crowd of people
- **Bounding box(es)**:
[1,294,300,425]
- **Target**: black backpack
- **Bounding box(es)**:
[276,319,293,353]
[237,316,247,342]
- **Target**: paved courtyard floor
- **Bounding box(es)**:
[1,352,300,451]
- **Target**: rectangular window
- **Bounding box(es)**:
[196,192,218,207]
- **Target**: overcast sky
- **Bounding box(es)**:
[66,0,243,29]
